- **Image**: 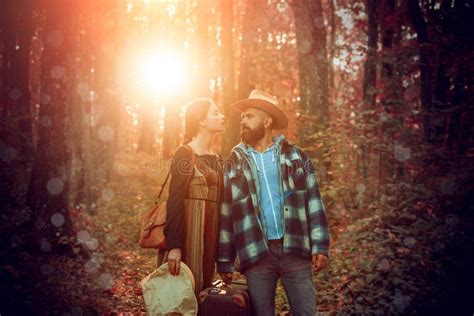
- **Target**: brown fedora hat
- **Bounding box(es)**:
[232,90,288,130]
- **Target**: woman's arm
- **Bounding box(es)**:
[163,146,194,250]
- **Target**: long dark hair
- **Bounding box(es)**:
[183,98,213,144]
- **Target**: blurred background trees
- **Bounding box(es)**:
[0,0,473,272]
[1,0,474,314]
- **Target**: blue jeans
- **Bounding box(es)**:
[243,239,316,316]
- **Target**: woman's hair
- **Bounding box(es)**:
[183,98,213,144]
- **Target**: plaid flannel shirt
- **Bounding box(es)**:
[217,135,330,272]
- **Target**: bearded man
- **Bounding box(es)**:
[217,90,330,315]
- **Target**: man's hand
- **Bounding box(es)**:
[219,272,233,284]
[168,248,182,276]
[312,254,328,272]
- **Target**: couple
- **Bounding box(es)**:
[160,90,330,315]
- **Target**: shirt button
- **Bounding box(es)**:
[285,208,289,212]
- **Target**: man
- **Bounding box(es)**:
[217,90,330,315]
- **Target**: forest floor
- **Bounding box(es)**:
[2,151,474,315]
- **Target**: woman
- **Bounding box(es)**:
[159,98,225,293]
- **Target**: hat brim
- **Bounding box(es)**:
[232,99,288,130]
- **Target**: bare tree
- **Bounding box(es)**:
[221,0,237,155]
[162,1,186,158]
[237,0,259,105]
[93,0,122,183]
[327,0,337,95]
[363,0,378,109]
[1,0,35,206]
[25,0,79,252]
[291,0,329,127]
[68,0,96,212]
[194,0,213,97]
[290,0,330,182]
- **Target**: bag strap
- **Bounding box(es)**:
[154,144,195,204]
[154,171,171,204]
[145,145,196,232]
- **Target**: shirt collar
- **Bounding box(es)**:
[241,134,285,154]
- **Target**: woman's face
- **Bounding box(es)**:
[201,103,225,134]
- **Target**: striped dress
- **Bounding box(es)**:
[159,147,222,293]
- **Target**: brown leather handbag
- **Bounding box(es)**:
[139,145,195,249]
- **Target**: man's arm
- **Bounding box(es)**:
[302,152,330,257]
[216,169,236,273]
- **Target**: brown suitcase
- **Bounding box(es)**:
[198,280,252,316]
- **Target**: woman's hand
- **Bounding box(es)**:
[167,248,182,275]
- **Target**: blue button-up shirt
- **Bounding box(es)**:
[247,142,284,240]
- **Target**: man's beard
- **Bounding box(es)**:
[241,123,265,145]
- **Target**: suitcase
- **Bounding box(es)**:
[198,280,252,316]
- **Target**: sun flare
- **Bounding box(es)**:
[135,51,187,96]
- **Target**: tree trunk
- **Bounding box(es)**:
[221,0,237,156]
[359,0,379,186]
[0,2,8,205]
[93,0,121,183]
[447,0,474,154]
[237,0,258,102]
[407,0,433,143]
[328,0,336,95]
[0,0,8,117]
[379,0,407,204]
[161,2,186,158]
[433,48,450,145]
[448,65,464,152]
[69,0,96,213]
[380,0,395,88]
[194,0,212,97]
[291,0,329,125]
[1,0,35,207]
[137,103,158,155]
[431,1,459,148]
[290,0,330,183]
[363,0,378,109]
[162,105,180,158]
[25,0,78,253]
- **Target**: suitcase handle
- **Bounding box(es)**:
[213,279,248,288]
[212,279,232,288]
